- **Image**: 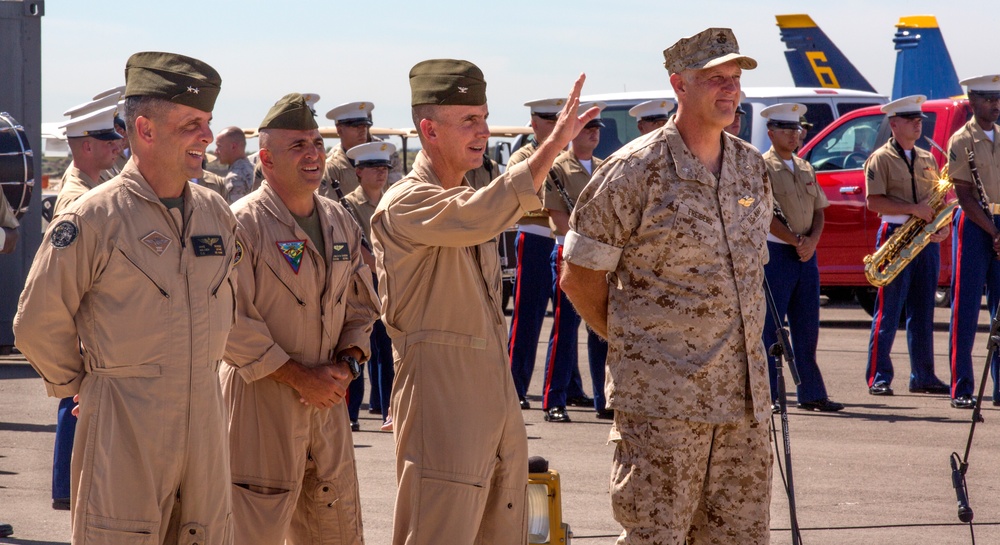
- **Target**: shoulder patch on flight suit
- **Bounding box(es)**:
[191,235,226,257]
[50,221,78,249]
[141,231,172,256]
[233,240,244,266]
[276,239,307,274]
[330,242,351,262]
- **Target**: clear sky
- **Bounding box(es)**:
[41,0,994,141]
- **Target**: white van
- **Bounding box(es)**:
[513,87,887,159]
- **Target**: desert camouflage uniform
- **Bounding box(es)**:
[225,156,255,203]
[564,121,773,544]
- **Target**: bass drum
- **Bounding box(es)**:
[0,111,34,220]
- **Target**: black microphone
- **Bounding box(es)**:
[951,455,974,523]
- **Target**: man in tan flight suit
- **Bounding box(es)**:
[221,93,379,545]
[53,103,124,215]
[371,59,598,545]
[15,52,236,545]
[560,28,773,544]
[321,101,403,198]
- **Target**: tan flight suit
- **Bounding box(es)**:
[14,159,237,545]
[564,122,773,544]
[0,191,18,229]
[53,165,101,217]
[221,182,379,545]
[320,138,403,199]
[372,153,539,545]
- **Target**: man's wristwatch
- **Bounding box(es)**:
[338,354,362,380]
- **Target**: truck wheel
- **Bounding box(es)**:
[856,287,878,317]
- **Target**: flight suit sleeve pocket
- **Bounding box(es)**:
[84,514,157,545]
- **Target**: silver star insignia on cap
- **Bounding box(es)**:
[187,86,200,94]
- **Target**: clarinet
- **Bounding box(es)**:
[330,179,373,252]
[546,169,575,213]
[967,147,993,220]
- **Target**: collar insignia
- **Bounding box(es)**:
[276,239,307,274]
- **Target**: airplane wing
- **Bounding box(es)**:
[776,14,877,93]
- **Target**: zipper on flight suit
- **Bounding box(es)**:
[265,262,307,306]
[119,250,170,298]
[211,255,234,297]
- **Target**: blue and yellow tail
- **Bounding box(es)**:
[891,15,962,100]
[776,14,876,93]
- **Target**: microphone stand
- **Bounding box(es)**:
[951,306,1000,529]
[764,275,803,545]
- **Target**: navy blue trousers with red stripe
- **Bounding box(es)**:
[949,209,1000,399]
[542,244,607,410]
[866,222,941,389]
[507,231,555,400]
[763,241,828,404]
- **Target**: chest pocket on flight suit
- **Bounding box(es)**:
[261,253,307,357]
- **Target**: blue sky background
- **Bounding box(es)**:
[41,1,996,142]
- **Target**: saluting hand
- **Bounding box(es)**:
[546,74,601,152]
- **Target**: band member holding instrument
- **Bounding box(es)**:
[761,103,843,412]
[865,95,951,398]
[947,75,1000,409]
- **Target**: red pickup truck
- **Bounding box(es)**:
[798,98,972,314]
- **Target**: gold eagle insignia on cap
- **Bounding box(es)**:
[994,76,1000,83]
[380,143,387,151]
[791,105,799,112]
[660,101,667,107]
[738,196,754,207]
[556,99,564,106]
[358,103,367,110]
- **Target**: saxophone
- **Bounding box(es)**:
[863,166,956,287]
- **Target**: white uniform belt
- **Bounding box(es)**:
[517,224,552,238]
[766,233,791,245]
[881,214,910,225]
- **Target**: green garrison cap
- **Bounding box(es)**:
[259,93,319,131]
[409,59,487,106]
[124,51,222,112]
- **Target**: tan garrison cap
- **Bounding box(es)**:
[124,51,222,112]
[409,59,487,106]
[662,28,757,75]
[259,93,320,131]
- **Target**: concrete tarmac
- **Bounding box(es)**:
[3,299,1000,544]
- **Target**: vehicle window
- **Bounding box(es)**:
[802,103,835,146]
[837,102,883,116]
[805,114,883,171]
[594,105,644,159]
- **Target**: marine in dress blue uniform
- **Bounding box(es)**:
[948,75,1000,408]
[864,95,950,397]
[761,103,844,412]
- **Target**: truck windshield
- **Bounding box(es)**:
[806,114,884,171]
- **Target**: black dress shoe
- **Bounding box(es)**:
[544,406,571,422]
[771,401,781,414]
[566,395,593,407]
[596,409,614,420]
[52,498,70,511]
[869,382,893,396]
[519,397,531,410]
[0,523,12,538]
[909,382,950,394]
[368,406,382,414]
[797,398,845,412]
[952,396,976,409]
[350,420,360,432]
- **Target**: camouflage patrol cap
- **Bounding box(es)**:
[124,52,222,113]
[662,28,757,75]
[409,59,487,106]
[259,93,319,131]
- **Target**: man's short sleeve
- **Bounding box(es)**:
[564,160,643,272]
